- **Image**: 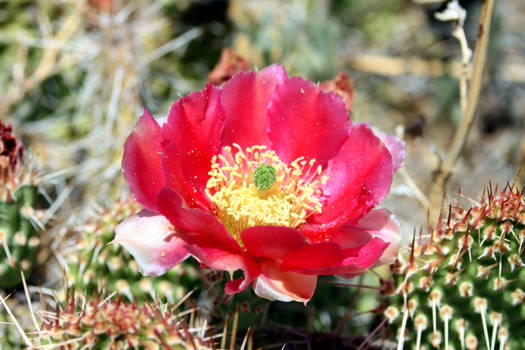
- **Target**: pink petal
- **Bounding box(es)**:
[221,64,288,148]
[161,84,224,210]
[156,187,242,253]
[114,209,189,276]
[241,226,308,259]
[342,237,389,268]
[268,77,350,167]
[155,187,260,294]
[282,238,388,276]
[122,110,165,210]
[372,126,406,171]
[335,209,401,268]
[280,242,345,271]
[184,245,260,295]
[254,260,317,304]
[303,123,393,242]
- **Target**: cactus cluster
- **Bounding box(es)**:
[0,120,42,289]
[382,185,524,349]
[65,197,201,304]
[36,289,217,349]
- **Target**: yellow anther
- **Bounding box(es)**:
[205,144,326,238]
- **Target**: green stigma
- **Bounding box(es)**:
[253,163,277,191]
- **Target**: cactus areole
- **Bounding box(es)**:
[115,65,406,303]
[383,186,525,349]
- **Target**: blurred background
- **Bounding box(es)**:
[1,0,524,231]
[1,0,524,348]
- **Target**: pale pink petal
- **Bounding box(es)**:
[254,260,317,304]
[114,209,189,276]
[336,209,401,267]
[372,126,406,171]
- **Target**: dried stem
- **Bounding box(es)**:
[429,0,496,223]
[453,25,471,116]
[399,167,431,211]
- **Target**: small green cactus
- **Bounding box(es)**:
[65,197,201,304]
[382,185,524,350]
[0,120,42,289]
[37,288,218,349]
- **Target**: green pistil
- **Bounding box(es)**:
[253,163,277,191]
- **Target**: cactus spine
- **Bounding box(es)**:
[382,185,524,350]
[37,289,217,349]
[0,120,42,289]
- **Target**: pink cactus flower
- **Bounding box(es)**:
[115,65,405,304]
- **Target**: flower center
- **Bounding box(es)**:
[253,163,277,191]
[205,144,327,239]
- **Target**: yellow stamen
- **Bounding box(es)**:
[205,144,327,238]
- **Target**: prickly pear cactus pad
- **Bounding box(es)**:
[382,186,524,350]
[37,289,217,349]
[65,198,200,303]
[0,120,42,289]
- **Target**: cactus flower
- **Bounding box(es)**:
[0,120,24,176]
[115,65,405,303]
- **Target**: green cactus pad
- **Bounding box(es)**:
[65,198,201,304]
[382,186,524,350]
[37,289,218,349]
[0,185,41,289]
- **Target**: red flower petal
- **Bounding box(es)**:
[303,124,393,242]
[280,242,345,271]
[268,77,350,167]
[253,260,317,304]
[341,237,389,268]
[156,186,261,295]
[156,187,242,253]
[114,209,189,276]
[221,64,288,148]
[241,226,308,259]
[122,110,165,210]
[282,238,388,276]
[161,84,224,210]
[183,245,260,295]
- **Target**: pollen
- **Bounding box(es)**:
[205,144,327,238]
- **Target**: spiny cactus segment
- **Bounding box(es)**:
[0,120,43,289]
[65,198,200,303]
[36,289,218,350]
[382,185,524,350]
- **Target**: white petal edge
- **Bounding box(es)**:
[114,209,189,276]
[253,276,295,303]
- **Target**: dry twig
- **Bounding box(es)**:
[429,0,496,223]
